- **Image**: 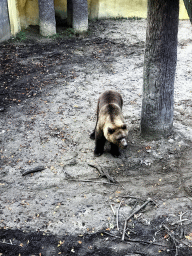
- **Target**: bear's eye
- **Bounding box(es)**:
[122,124,127,130]
[108,128,115,134]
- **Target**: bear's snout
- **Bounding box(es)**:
[120,138,127,149]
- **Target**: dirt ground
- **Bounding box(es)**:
[0,18,192,255]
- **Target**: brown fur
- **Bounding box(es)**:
[90,90,128,157]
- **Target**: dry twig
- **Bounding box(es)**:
[0,240,13,245]
[122,195,142,199]
[110,204,116,216]
[171,219,189,226]
[179,211,187,239]
[21,165,45,176]
[88,163,116,183]
[104,231,167,247]
[116,200,122,230]
[122,198,153,241]
[67,178,118,185]
[163,225,179,256]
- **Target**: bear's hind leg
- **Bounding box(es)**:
[110,143,120,157]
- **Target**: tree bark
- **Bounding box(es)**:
[67,0,88,33]
[0,0,11,42]
[38,0,56,36]
[141,0,179,138]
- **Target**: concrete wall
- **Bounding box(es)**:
[7,0,190,36]
[7,0,21,35]
[96,0,189,19]
[17,0,39,29]
[98,0,147,19]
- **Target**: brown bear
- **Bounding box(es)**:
[90,90,128,157]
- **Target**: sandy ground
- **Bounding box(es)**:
[0,19,192,255]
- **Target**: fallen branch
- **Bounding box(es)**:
[125,227,137,235]
[104,232,167,247]
[119,252,146,256]
[65,170,118,185]
[171,219,189,226]
[0,240,13,245]
[67,178,118,185]
[88,163,116,183]
[122,220,127,241]
[179,211,187,239]
[116,200,122,231]
[110,204,116,216]
[122,195,142,199]
[122,198,153,241]
[21,165,45,176]
[163,225,179,256]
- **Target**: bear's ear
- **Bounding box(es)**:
[122,124,127,130]
[108,127,115,134]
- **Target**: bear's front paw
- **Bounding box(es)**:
[94,149,103,157]
[111,150,120,157]
[110,145,120,157]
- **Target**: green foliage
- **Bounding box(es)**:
[48,28,75,39]
[127,16,142,20]
[9,26,77,42]
[15,31,27,41]
[47,33,63,39]
[107,16,142,21]
[65,28,75,36]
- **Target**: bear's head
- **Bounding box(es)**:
[104,123,128,148]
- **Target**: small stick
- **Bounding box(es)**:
[104,232,167,247]
[162,225,189,251]
[0,241,14,245]
[67,178,118,185]
[122,220,127,241]
[21,165,45,176]
[178,211,186,239]
[88,163,116,183]
[116,200,122,230]
[110,204,116,216]
[87,163,103,175]
[122,198,153,241]
[163,225,179,256]
[171,219,189,226]
[122,195,142,199]
[125,227,137,235]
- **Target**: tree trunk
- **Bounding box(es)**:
[183,0,192,23]
[38,0,56,36]
[140,0,179,138]
[0,0,11,42]
[67,0,88,33]
[67,0,73,27]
